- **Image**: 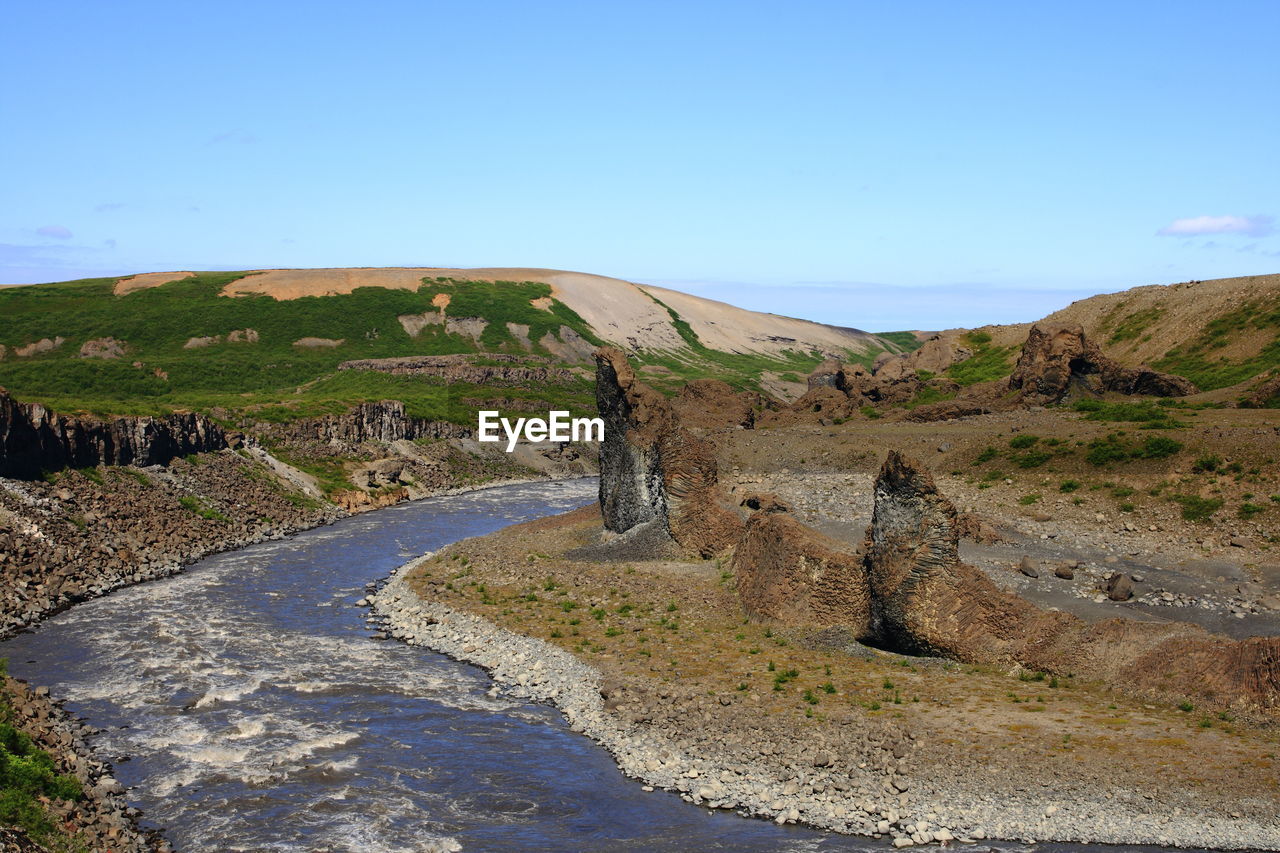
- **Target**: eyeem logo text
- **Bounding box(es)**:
[477,410,604,452]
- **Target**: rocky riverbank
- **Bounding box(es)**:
[0,452,344,641]
[2,677,168,853]
[0,447,585,851]
[375,502,1280,850]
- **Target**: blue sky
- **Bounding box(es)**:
[2,1,1277,330]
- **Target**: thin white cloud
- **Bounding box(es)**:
[1157,214,1273,238]
[36,224,73,239]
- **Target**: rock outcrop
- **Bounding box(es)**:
[861,451,1067,659]
[0,390,228,480]
[595,347,742,556]
[807,359,849,392]
[338,354,577,385]
[733,510,869,632]
[859,451,1280,714]
[873,334,972,381]
[275,400,471,446]
[670,379,760,429]
[77,336,126,359]
[1008,324,1197,402]
[1240,372,1280,408]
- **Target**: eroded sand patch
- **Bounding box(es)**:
[220,268,429,300]
[114,271,194,295]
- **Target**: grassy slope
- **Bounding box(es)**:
[0,273,602,422]
[0,272,888,418]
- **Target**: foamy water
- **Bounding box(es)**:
[3,480,1181,852]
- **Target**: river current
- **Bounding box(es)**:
[2,480,1218,852]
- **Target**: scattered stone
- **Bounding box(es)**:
[1104,573,1134,602]
[1018,556,1040,578]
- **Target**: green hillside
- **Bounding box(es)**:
[0,272,873,422]
[0,272,602,421]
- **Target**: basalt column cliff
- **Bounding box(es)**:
[593,347,742,556]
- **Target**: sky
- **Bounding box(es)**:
[2,1,1277,331]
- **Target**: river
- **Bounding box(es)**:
[2,480,1216,852]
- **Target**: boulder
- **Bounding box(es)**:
[807,359,848,392]
[739,492,792,514]
[1104,572,1134,601]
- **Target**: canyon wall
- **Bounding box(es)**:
[0,390,228,480]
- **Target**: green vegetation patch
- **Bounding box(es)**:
[1085,433,1183,466]
[0,662,85,847]
[1168,494,1224,522]
[875,331,925,353]
[1105,306,1165,345]
[1072,399,1185,428]
[905,385,957,408]
[945,331,1017,386]
[1153,296,1280,390]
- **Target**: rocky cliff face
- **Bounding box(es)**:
[1008,324,1197,402]
[338,354,579,385]
[0,390,228,480]
[268,400,471,446]
[594,347,742,556]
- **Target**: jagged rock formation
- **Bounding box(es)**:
[1008,324,1197,402]
[733,510,869,632]
[275,400,471,446]
[873,334,972,381]
[807,359,849,391]
[338,354,577,385]
[670,379,761,429]
[861,451,1072,659]
[0,390,227,480]
[860,451,1280,714]
[594,347,742,556]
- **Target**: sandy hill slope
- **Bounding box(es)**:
[115,267,887,359]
